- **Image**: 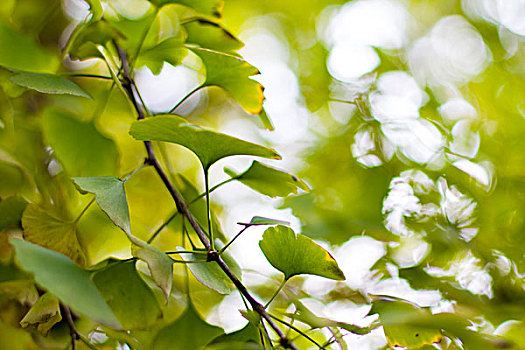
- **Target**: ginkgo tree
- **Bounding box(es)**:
[1,0,524,349]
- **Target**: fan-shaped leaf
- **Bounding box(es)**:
[0,280,38,306]
[192,48,264,114]
[20,293,61,336]
[153,303,224,350]
[10,239,120,327]
[22,204,86,266]
[132,243,173,300]
[43,108,119,177]
[0,196,27,231]
[10,71,91,98]
[72,177,130,234]
[225,161,309,198]
[178,243,241,294]
[259,225,345,280]
[184,19,243,53]
[136,37,188,75]
[92,260,162,329]
[130,115,280,170]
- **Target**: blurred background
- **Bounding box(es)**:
[2,0,525,348]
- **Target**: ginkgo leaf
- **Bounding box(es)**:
[43,108,119,177]
[10,239,120,328]
[207,323,262,350]
[150,0,223,18]
[92,260,162,329]
[0,280,39,306]
[10,71,91,98]
[72,177,130,234]
[68,21,124,61]
[136,37,189,75]
[0,196,27,231]
[192,48,264,114]
[132,243,173,301]
[130,115,280,170]
[225,161,309,198]
[178,243,242,295]
[21,203,86,266]
[72,177,174,300]
[259,225,345,280]
[184,19,243,53]
[20,293,61,336]
[153,303,224,350]
[238,216,290,227]
[371,299,443,348]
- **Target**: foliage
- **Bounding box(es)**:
[1,0,525,349]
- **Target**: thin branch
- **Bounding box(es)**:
[168,85,202,114]
[115,43,298,350]
[62,304,98,350]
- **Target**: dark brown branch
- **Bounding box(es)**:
[62,304,78,350]
[115,42,298,350]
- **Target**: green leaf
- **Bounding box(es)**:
[72,177,130,234]
[10,238,120,327]
[10,71,91,98]
[136,37,189,75]
[85,0,104,20]
[92,260,162,329]
[68,21,124,61]
[0,20,58,72]
[72,177,174,300]
[132,243,173,301]
[192,48,264,114]
[285,301,371,335]
[0,161,28,197]
[19,293,61,336]
[130,115,280,170]
[0,280,39,306]
[225,161,309,198]
[370,299,443,348]
[238,216,290,227]
[150,0,223,17]
[257,108,274,131]
[0,196,28,231]
[153,303,224,350]
[259,225,345,280]
[43,108,119,177]
[22,203,86,266]
[179,243,242,294]
[184,19,243,53]
[207,323,262,350]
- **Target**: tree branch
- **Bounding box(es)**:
[114,43,298,350]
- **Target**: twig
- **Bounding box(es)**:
[62,304,98,350]
[115,42,299,350]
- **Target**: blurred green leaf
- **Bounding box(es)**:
[0,280,38,306]
[153,303,224,350]
[19,293,61,336]
[43,108,119,177]
[22,203,86,266]
[150,0,223,17]
[130,115,280,170]
[85,0,103,20]
[72,177,130,234]
[68,21,124,61]
[192,47,264,114]
[0,196,28,231]
[257,108,274,131]
[0,20,58,72]
[207,323,262,350]
[10,238,120,327]
[9,71,90,98]
[184,18,243,53]
[92,260,161,329]
[259,225,345,280]
[225,161,309,198]
[0,162,28,197]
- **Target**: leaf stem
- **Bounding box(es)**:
[122,163,147,183]
[131,6,160,71]
[166,250,207,255]
[204,170,214,250]
[264,278,287,309]
[168,85,202,114]
[218,226,248,254]
[62,304,98,350]
[62,73,112,80]
[269,314,326,349]
[73,197,95,224]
